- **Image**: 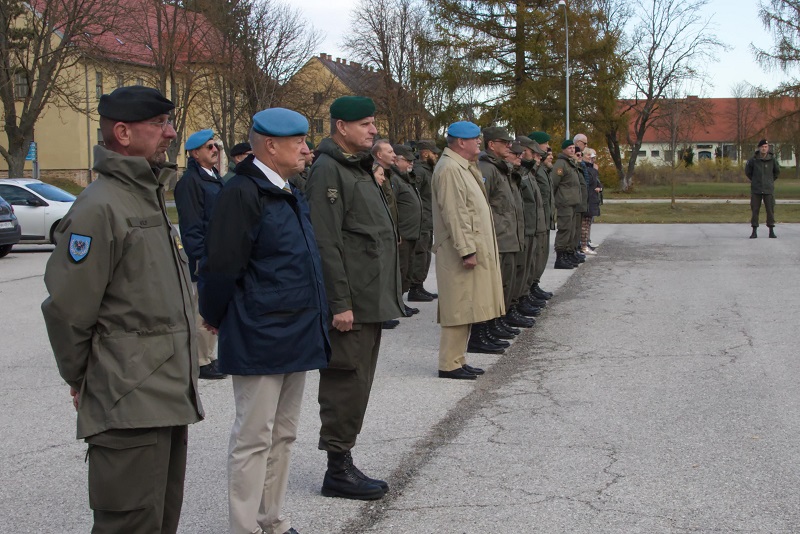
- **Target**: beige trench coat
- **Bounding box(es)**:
[431,147,505,327]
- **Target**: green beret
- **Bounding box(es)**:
[306,140,315,150]
[528,131,551,144]
[330,96,376,121]
[561,139,574,150]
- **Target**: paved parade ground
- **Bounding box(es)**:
[2,224,799,533]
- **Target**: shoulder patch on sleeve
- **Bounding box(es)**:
[327,188,338,204]
[556,168,564,176]
[68,233,92,263]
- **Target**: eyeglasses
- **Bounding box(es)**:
[145,118,174,131]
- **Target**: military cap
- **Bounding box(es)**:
[528,131,551,144]
[510,142,524,155]
[185,129,215,151]
[393,144,415,161]
[482,127,514,143]
[330,96,376,121]
[447,121,481,139]
[306,140,315,150]
[758,138,768,147]
[252,107,309,137]
[561,139,574,150]
[416,139,441,154]
[516,135,546,156]
[98,85,174,122]
[230,142,252,157]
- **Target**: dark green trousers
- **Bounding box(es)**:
[319,323,382,453]
[572,212,583,251]
[500,251,517,309]
[532,230,550,285]
[86,426,187,534]
[750,193,776,227]
[399,238,417,293]
[555,207,575,252]
[517,234,537,299]
[410,231,433,286]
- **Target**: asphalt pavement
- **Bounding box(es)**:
[1,224,798,533]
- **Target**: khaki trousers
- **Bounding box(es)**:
[532,230,550,285]
[86,426,187,534]
[439,324,470,371]
[319,323,382,453]
[554,208,574,252]
[228,373,306,534]
[192,281,217,366]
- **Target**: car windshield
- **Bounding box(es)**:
[26,183,76,202]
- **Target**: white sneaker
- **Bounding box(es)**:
[588,241,599,249]
[581,247,597,255]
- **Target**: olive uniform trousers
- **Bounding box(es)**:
[555,208,575,252]
[499,252,517,309]
[86,426,188,534]
[516,235,537,300]
[398,238,417,293]
[572,212,583,251]
[319,323,382,453]
[410,231,433,286]
[532,230,550,285]
[750,193,776,227]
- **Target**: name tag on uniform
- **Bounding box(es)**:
[127,215,163,228]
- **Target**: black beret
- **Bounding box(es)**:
[392,144,415,160]
[330,96,376,121]
[98,85,174,122]
[230,142,252,157]
[758,139,768,147]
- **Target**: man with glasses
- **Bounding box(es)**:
[174,129,226,380]
[41,85,204,533]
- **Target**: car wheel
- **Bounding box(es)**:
[0,244,12,258]
[49,220,61,245]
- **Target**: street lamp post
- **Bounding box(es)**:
[558,0,570,139]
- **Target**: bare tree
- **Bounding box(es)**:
[650,94,712,168]
[0,0,120,176]
[729,82,760,162]
[608,0,723,190]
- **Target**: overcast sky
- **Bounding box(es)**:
[302,0,797,99]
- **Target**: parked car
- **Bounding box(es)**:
[0,179,76,244]
[0,194,22,258]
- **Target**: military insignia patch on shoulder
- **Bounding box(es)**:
[556,168,564,175]
[68,233,92,263]
[327,188,339,204]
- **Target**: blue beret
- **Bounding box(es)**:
[253,108,309,137]
[185,129,215,151]
[447,121,481,139]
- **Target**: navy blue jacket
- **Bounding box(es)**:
[198,156,331,375]
[174,157,224,281]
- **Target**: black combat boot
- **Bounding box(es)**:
[342,451,388,491]
[496,317,521,336]
[488,319,515,340]
[516,297,542,317]
[769,227,777,238]
[485,328,511,348]
[407,285,434,302]
[420,286,438,298]
[554,251,575,269]
[531,284,553,300]
[505,307,535,328]
[322,451,386,500]
[403,304,419,316]
[526,294,547,307]
[467,322,505,354]
[750,227,757,239]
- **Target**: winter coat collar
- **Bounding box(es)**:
[92,145,177,191]
[318,137,374,172]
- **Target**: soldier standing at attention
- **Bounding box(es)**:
[527,131,555,300]
[199,108,330,534]
[174,128,227,380]
[305,96,404,500]
[551,139,583,269]
[432,121,505,379]
[391,144,423,309]
[222,142,253,183]
[41,86,204,533]
[409,140,440,302]
[746,139,781,238]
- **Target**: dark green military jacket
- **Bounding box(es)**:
[391,166,422,241]
[534,162,556,230]
[745,151,781,194]
[479,150,524,253]
[222,161,236,184]
[551,154,583,209]
[305,138,403,323]
[412,159,434,233]
[519,162,547,236]
[42,145,204,439]
[380,169,400,232]
[289,166,309,194]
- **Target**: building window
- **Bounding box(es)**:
[95,71,103,99]
[698,151,712,160]
[136,77,144,86]
[313,118,324,135]
[14,72,29,99]
[651,150,660,158]
[781,144,793,161]
[313,92,325,104]
[116,75,124,89]
[664,150,674,163]
[637,150,646,157]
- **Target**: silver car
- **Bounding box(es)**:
[0,179,76,244]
